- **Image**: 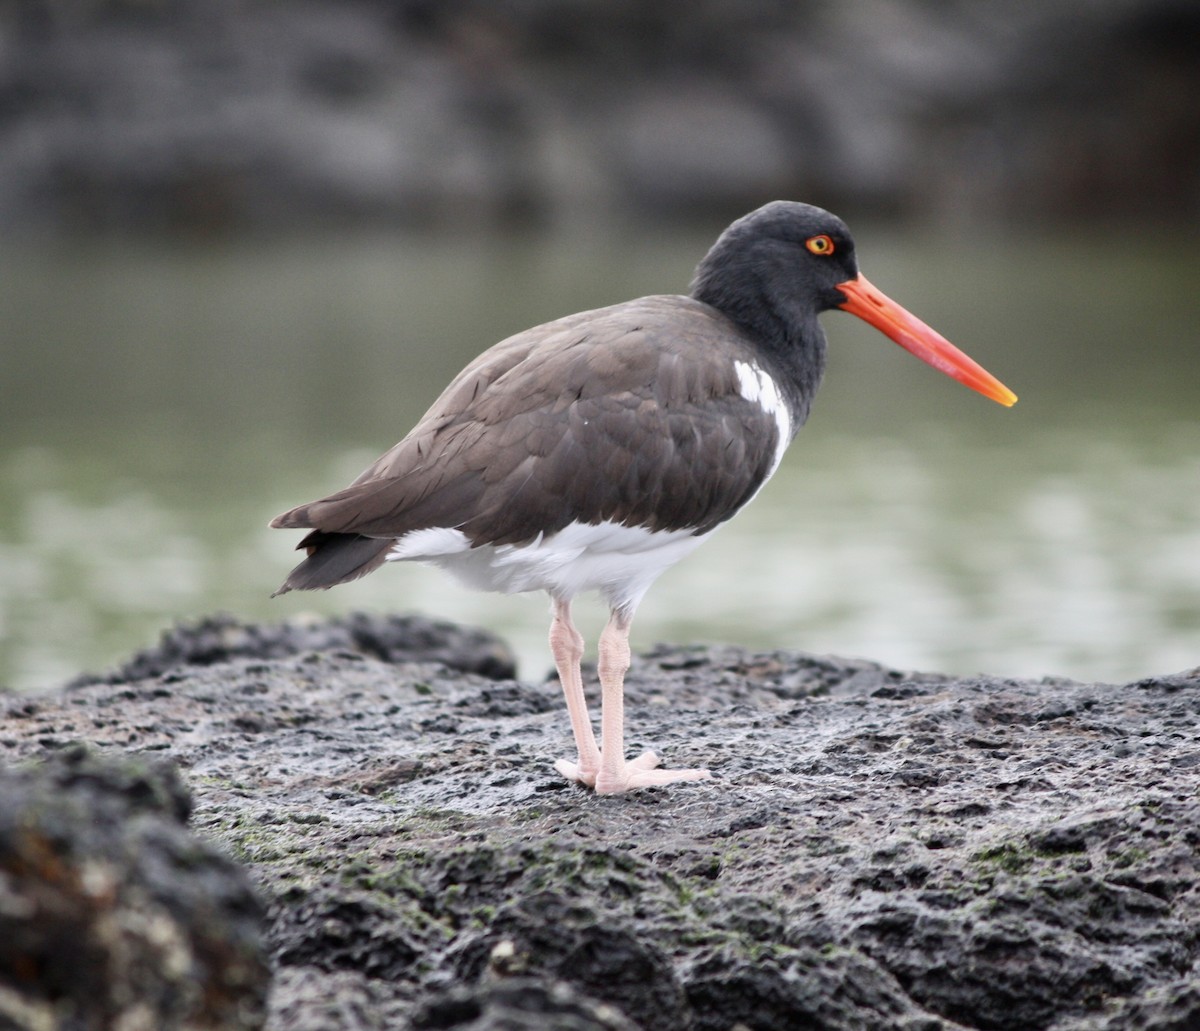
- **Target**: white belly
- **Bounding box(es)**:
[387,521,711,612]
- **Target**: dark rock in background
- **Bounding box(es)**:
[0,743,268,1030]
[0,0,1197,234]
[69,611,518,687]
[1,613,1199,1029]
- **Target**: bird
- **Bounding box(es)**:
[270,201,1016,794]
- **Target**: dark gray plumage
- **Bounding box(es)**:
[271,296,791,595]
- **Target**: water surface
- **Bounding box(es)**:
[2,225,1197,689]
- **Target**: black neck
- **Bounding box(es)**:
[691,270,828,426]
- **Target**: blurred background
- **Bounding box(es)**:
[1,0,1198,690]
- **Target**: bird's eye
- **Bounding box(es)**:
[805,234,835,256]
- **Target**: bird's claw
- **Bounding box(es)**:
[555,750,711,794]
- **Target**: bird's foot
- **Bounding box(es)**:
[555,750,711,794]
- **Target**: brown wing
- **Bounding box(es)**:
[271,295,788,590]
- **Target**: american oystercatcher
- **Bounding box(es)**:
[270,201,1016,794]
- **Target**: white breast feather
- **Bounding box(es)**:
[389,521,708,611]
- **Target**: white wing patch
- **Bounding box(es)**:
[733,360,792,475]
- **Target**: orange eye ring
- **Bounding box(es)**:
[805,234,835,256]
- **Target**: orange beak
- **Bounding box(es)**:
[837,274,1017,407]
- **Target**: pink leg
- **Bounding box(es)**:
[549,597,601,786]
[592,609,712,795]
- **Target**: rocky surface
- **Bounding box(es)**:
[2,612,1199,1030]
[2,0,1197,234]
[0,742,267,1030]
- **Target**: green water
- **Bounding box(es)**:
[2,225,1197,690]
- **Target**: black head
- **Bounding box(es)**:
[690,201,1019,407]
[690,201,861,345]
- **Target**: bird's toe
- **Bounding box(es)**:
[554,757,598,788]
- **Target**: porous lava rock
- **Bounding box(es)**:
[2,615,1198,1030]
